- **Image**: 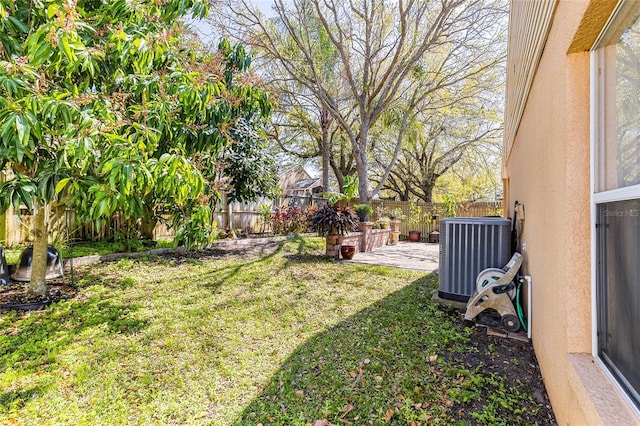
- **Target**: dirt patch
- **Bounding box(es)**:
[452,326,555,423]
[433,306,557,424]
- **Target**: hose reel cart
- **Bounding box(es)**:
[464,252,525,332]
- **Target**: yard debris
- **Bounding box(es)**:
[311,420,335,426]
[340,404,354,419]
[384,408,395,422]
[486,327,508,338]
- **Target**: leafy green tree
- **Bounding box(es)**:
[223,118,279,203]
[0,1,275,297]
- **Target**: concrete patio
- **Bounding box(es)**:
[344,241,439,273]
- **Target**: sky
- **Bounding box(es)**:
[188,1,277,43]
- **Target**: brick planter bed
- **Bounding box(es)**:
[325,220,401,259]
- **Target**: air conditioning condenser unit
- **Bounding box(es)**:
[438,217,512,302]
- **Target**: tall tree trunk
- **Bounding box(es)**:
[321,107,331,191]
[334,171,344,195]
[356,128,369,203]
[423,186,434,204]
[226,195,237,239]
[141,194,157,240]
[141,217,157,240]
[28,204,49,298]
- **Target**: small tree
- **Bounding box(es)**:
[0,1,276,297]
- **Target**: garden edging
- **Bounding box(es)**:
[51,234,315,269]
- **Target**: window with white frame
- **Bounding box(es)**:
[593,1,640,409]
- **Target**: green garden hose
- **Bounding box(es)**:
[516,278,527,332]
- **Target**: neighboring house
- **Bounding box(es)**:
[277,165,323,198]
[504,1,639,424]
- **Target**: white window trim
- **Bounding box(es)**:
[593,186,640,204]
[591,49,598,360]
[590,30,640,420]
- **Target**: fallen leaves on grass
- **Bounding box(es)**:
[340,404,354,419]
[384,408,394,422]
[311,420,335,426]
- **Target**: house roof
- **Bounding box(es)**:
[278,165,322,192]
[290,177,322,191]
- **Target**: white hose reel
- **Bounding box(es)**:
[465,252,523,332]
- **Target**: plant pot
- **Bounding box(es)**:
[357,212,370,222]
[326,234,339,245]
[408,231,421,242]
[428,230,440,243]
[389,231,400,245]
[340,245,357,260]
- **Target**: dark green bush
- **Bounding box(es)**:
[309,204,358,236]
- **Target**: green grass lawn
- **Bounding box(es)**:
[0,237,550,425]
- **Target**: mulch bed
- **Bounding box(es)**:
[0,278,77,312]
[437,307,557,424]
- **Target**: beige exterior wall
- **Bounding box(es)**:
[504,0,638,424]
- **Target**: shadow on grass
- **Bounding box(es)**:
[283,252,335,265]
[0,385,44,414]
[139,240,291,293]
[0,275,147,412]
[236,274,554,426]
[162,237,325,296]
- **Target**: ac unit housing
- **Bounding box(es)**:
[438,217,512,302]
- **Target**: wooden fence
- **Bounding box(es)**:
[368,200,503,241]
[0,205,172,247]
[0,195,302,246]
[0,196,502,246]
[222,196,503,240]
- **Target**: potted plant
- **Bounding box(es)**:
[340,244,357,260]
[309,204,358,236]
[376,217,391,229]
[407,202,424,242]
[309,204,359,259]
[353,203,373,222]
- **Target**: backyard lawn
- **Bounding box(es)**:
[0,237,555,425]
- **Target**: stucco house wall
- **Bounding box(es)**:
[504,1,638,424]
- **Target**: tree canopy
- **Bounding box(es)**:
[0,0,277,295]
[211,0,507,203]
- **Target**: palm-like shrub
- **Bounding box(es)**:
[309,204,358,236]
